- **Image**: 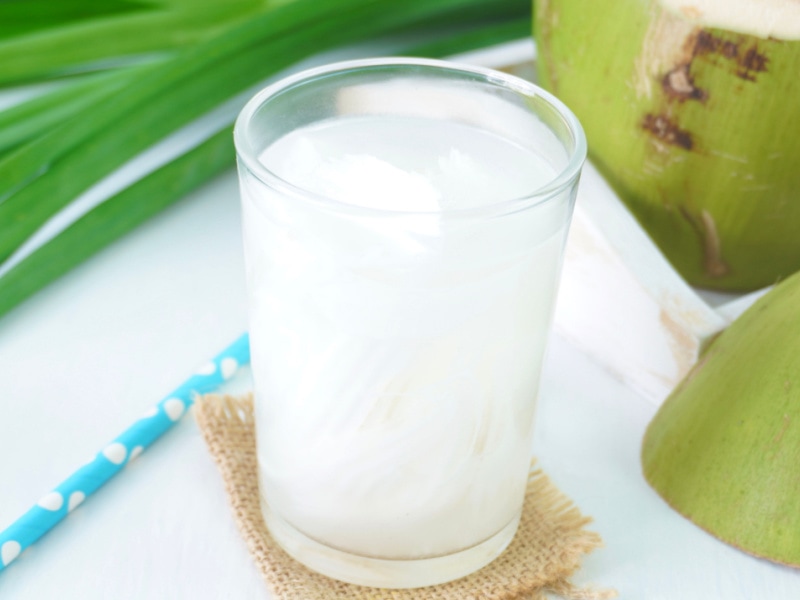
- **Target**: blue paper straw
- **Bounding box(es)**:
[0,333,251,572]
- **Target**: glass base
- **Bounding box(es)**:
[261,499,521,589]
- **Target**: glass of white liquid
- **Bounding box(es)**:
[234,58,586,589]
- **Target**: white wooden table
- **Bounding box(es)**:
[1,47,799,600]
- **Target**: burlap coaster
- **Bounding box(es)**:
[194,394,615,600]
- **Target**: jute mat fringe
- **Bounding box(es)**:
[194,393,615,600]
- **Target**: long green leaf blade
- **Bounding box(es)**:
[0,10,531,320]
[0,68,138,153]
[0,0,149,41]
[0,0,528,264]
[0,2,269,86]
[0,129,234,319]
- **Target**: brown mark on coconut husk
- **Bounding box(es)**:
[633,7,699,99]
[662,63,707,102]
[691,30,769,82]
[641,113,694,150]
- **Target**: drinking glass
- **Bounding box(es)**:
[234,57,586,588]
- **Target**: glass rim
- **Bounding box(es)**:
[234,57,587,218]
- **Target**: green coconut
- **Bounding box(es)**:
[642,269,800,566]
[534,0,800,291]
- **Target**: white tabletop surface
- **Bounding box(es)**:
[1,73,800,600]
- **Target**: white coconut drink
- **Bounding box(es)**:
[535,0,800,290]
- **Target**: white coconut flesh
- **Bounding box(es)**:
[659,0,800,40]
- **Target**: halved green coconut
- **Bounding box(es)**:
[642,269,800,565]
[535,0,800,291]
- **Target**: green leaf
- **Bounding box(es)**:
[0,129,234,319]
[0,0,529,265]
[0,68,139,153]
[0,1,272,85]
[0,0,149,41]
[0,6,531,320]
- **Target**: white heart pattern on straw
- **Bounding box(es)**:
[68,492,85,512]
[102,443,127,465]
[1,541,21,566]
[0,333,250,574]
[164,398,185,421]
[221,358,238,380]
[37,492,64,512]
[128,446,144,462]
[195,361,216,376]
